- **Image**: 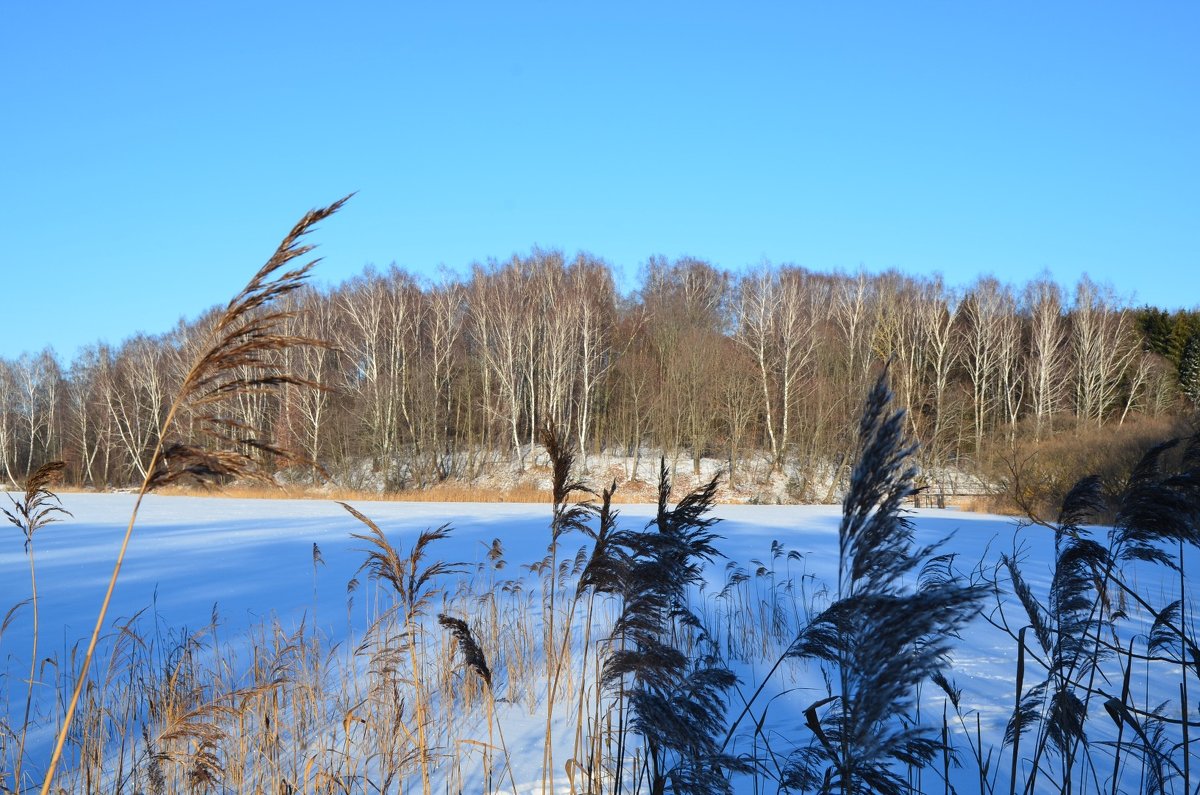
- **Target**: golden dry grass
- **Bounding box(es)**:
[153,482,555,503]
[73,473,1016,509]
[151,479,718,505]
[946,494,1008,514]
[152,473,670,505]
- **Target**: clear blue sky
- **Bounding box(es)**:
[2,2,1197,361]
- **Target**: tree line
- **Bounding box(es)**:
[2,252,1197,492]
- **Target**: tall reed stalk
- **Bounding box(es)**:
[539,426,595,795]
[597,459,748,795]
[784,367,986,795]
[571,480,621,794]
[3,461,68,792]
[38,195,349,792]
[345,501,461,795]
[438,613,520,795]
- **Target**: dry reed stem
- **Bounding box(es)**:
[3,460,67,793]
[38,196,349,793]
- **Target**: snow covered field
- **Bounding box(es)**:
[2,492,1194,793]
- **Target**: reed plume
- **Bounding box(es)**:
[602,461,749,795]
[537,426,595,795]
[437,614,492,688]
[148,196,351,488]
[4,460,68,792]
[39,196,350,793]
[437,613,521,795]
[344,501,461,795]
[784,367,986,795]
[4,461,68,550]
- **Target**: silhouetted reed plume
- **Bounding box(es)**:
[437,614,492,688]
[785,367,986,795]
[601,460,749,795]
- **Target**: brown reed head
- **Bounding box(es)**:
[437,613,493,689]
[147,195,351,490]
[4,460,69,550]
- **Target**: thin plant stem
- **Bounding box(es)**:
[1010,626,1027,795]
[39,196,346,791]
[544,580,590,790]
[720,646,791,753]
[40,428,167,793]
[1180,539,1191,795]
[14,542,38,792]
[1109,638,1134,795]
[409,612,432,795]
[491,697,520,795]
[571,590,599,794]
[542,539,561,795]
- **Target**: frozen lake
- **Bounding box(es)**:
[2,492,1192,793]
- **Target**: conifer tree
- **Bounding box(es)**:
[1179,333,1200,407]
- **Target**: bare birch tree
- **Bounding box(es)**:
[566,255,617,460]
[0,359,18,485]
[1024,277,1069,439]
[958,277,1010,455]
[103,336,170,481]
[735,266,823,470]
[1071,276,1139,427]
[469,260,533,467]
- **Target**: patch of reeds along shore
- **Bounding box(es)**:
[6,385,1200,794]
[4,197,1198,794]
[1,436,788,794]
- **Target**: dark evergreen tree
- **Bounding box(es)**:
[1179,332,1200,407]
[1138,307,1179,361]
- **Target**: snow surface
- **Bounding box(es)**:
[1,494,1194,792]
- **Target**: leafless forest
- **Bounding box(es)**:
[3,254,1198,501]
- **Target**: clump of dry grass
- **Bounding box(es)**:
[343,501,465,795]
[164,479,690,505]
[952,494,1005,514]
[154,481,557,504]
[390,482,555,503]
[986,415,1192,521]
